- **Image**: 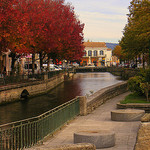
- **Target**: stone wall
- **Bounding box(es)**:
[78,81,128,115]
[35,143,96,150]
[86,81,128,114]
[0,73,66,104]
[134,122,150,150]
[117,103,150,112]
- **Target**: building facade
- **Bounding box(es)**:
[0,51,12,75]
[80,42,112,67]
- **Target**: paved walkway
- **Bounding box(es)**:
[25,92,141,150]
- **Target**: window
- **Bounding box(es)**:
[93,50,97,57]
[83,51,87,56]
[24,64,37,69]
[88,50,92,56]
[99,50,104,55]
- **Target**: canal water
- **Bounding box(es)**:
[0,72,121,125]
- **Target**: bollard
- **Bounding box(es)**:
[78,96,87,116]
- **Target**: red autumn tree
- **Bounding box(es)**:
[43,2,84,63]
[0,0,19,52]
[0,0,30,73]
[0,0,84,73]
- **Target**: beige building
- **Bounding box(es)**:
[81,42,112,67]
[112,55,120,66]
[0,51,12,75]
[0,51,40,76]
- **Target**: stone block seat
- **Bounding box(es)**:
[74,130,115,149]
[111,109,145,122]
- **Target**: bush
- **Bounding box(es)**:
[128,69,150,101]
[128,76,144,95]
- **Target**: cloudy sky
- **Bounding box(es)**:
[65,0,131,43]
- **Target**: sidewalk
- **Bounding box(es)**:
[25,92,140,150]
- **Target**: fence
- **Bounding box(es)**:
[75,67,107,73]
[0,97,80,150]
[0,70,65,86]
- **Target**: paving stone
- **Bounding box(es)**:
[25,92,140,150]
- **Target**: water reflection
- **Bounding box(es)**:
[0,72,121,125]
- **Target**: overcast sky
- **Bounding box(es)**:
[65,0,131,43]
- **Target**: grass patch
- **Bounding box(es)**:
[120,93,150,104]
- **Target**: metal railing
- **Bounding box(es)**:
[0,97,80,150]
[0,70,65,86]
[47,70,65,79]
[75,67,107,73]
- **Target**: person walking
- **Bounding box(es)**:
[3,66,6,77]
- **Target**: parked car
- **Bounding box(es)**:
[72,62,79,68]
[43,64,62,71]
[53,64,62,71]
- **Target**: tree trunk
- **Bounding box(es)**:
[0,59,3,74]
[47,54,51,72]
[149,48,150,68]
[135,56,138,67]
[32,53,35,74]
[142,54,145,69]
[39,52,43,72]
[138,55,141,64]
[10,53,17,75]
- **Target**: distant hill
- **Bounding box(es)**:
[106,43,118,50]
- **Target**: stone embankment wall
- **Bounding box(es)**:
[135,122,150,150]
[79,81,128,115]
[107,67,139,80]
[86,81,128,114]
[0,73,73,104]
[117,103,150,112]
[134,114,150,150]
[37,143,96,150]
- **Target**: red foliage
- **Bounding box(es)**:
[0,0,84,60]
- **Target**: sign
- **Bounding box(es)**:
[99,57,102,61]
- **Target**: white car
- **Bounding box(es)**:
[43,64,62,71]
[54,64,62,71]
[72,62,79,67]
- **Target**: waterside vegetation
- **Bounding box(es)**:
[120,92,149,104]
[120,68,150,104]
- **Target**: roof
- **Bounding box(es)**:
[84,42,106,47]
[107,48,112,51]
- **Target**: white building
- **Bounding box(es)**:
[81,42,112,67]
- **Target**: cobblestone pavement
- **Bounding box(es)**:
[25,92,141,150]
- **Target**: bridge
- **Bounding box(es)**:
[0,67,139,105]
[73,67,139,79]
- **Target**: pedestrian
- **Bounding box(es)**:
[3,66,6,77]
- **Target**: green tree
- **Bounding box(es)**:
[120,0,150,67]
[128,69,150,101]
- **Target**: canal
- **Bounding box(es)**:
[0,72,121,125]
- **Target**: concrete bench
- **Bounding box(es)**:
[74,130,115,149]
[111,109,145,121]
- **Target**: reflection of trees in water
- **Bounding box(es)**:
[50,79,82,105]
[0,72,121,125]
[77,72,116,79]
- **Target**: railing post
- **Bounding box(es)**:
[44,73,48,80]
[77,96,87,116]
[0,128,2,150]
